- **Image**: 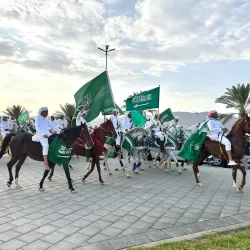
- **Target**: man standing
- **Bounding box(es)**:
[57,113,67,130]
[0,115,10,138]
[111,109,122,151]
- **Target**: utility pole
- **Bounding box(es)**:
[98,45,116,122]
[98,45,115,71]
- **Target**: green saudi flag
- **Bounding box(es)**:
[159,108,175,123]
[18,111,29,125]
[126,87,160,111]
[102,103,124,115]
[131,110,147,127]
[72,71,115,126]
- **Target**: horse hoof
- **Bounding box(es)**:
[48,177,52,181]
[104,167,107,170]
[134,172,139,175]
[183,167,187,170]
[39,187,45,191]
[198,183,203,187]
[109,173,112,176]
[127,175,131,178]
[100,180,105,184]
[178,171,182,174]
[237,186,243,193]
[140,169,144,171]
[16,185,22,189]
[233,184,237,189]
[70,189,76,193]
[82,178,85,182]
[114,168,119,171]
[7,182,11,188]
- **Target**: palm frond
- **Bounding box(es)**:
[218,113,236,125]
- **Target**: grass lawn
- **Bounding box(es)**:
[131,229,250,250]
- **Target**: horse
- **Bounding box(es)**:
[192,116,250,192]
[0,123,93,192]
[70,119,117,184]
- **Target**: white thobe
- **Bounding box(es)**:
[123,116,133,131]
[207,118,231,151]
[0,121,9,138]
[111,115,122,145]
[50,119,58,127]
[56,119,67,129]
[149,118,164,141]
[32,116,60,155]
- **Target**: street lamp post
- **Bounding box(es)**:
[98,45,115,122]
[98,45,115,71]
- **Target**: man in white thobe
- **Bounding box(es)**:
[32,107,61,170]
[0,115,10,138]
[149,112,165,152]
[50,116,58,127]
[123,111,133,131]
[111,109,122,151]
[207,110,237,165]
[56,113,67,130]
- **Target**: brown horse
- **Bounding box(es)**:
[193,115,250,192]
[49,119,116,184]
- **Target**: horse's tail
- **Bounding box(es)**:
[0,133,16,159]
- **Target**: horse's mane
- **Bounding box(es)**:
[231,117,245,131]
[125,127,145,135]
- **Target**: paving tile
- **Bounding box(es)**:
[90,220,112,229]
[79,225,102,236]
[0,223,16,233]
[0,230,21,242]
[70,219,92,228]
[47,240,77,250]
[111,220,132,230]
[0,238,27,250]
[109,236,135,249]
[101,226,124,237]
[57,224,80,235]
[129,233,154,245]
[64,232,90,245]
[35,224,59,235]
[102,214,121,223]
[87,233,114,243]
[9,218,32,226]
[77,241,115,250]
[131,220,152,231]
[121,227,144,236]
[30,218,52,227]
[22,239,52,250]
[17,231,44,243]
[146,230,171,241]
[50,218,71,228]
[42,231,67,244]
[13,223,39,234]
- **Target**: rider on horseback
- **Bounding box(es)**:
[149,112,165,152]
[207,110,237,165]
[57,113,67,130]
[0,115,10,138]
[111,109,122,153]
[123,111,133,131]
[32,107,61,170]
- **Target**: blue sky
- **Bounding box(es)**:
[0,0,250,116]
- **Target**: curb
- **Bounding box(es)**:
[128,221,250,249]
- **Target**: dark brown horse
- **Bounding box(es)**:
[71,119,116,184]
[0,123,93,192]
[193,116,250,192]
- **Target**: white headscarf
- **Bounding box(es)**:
[175,116,180,120]
[38,107,48,115]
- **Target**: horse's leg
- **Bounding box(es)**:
[166,150,181,174]
[193,150,209,186]
[7,156,19,187]
[232,165,237,189]
[48,165,55,181]
[68,161,74,170]
[95,158,104,184]
[83,160,95,181]
[14,154,27,189]
[237,165,246,192]
[103,149,112,175]
[63,164,75,192]
[39,170,50,191]
[123,150,131,178]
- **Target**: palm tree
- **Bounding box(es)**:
[55,103,75,120]
[3,105,27,121]
[215,83,250,124]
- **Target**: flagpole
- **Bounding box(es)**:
[158,85,160,117]
[98,45,116,122]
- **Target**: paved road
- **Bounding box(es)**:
[0,156,250,250]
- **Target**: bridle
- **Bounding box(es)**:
[62,126,93,148]
[99,125,114,138]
